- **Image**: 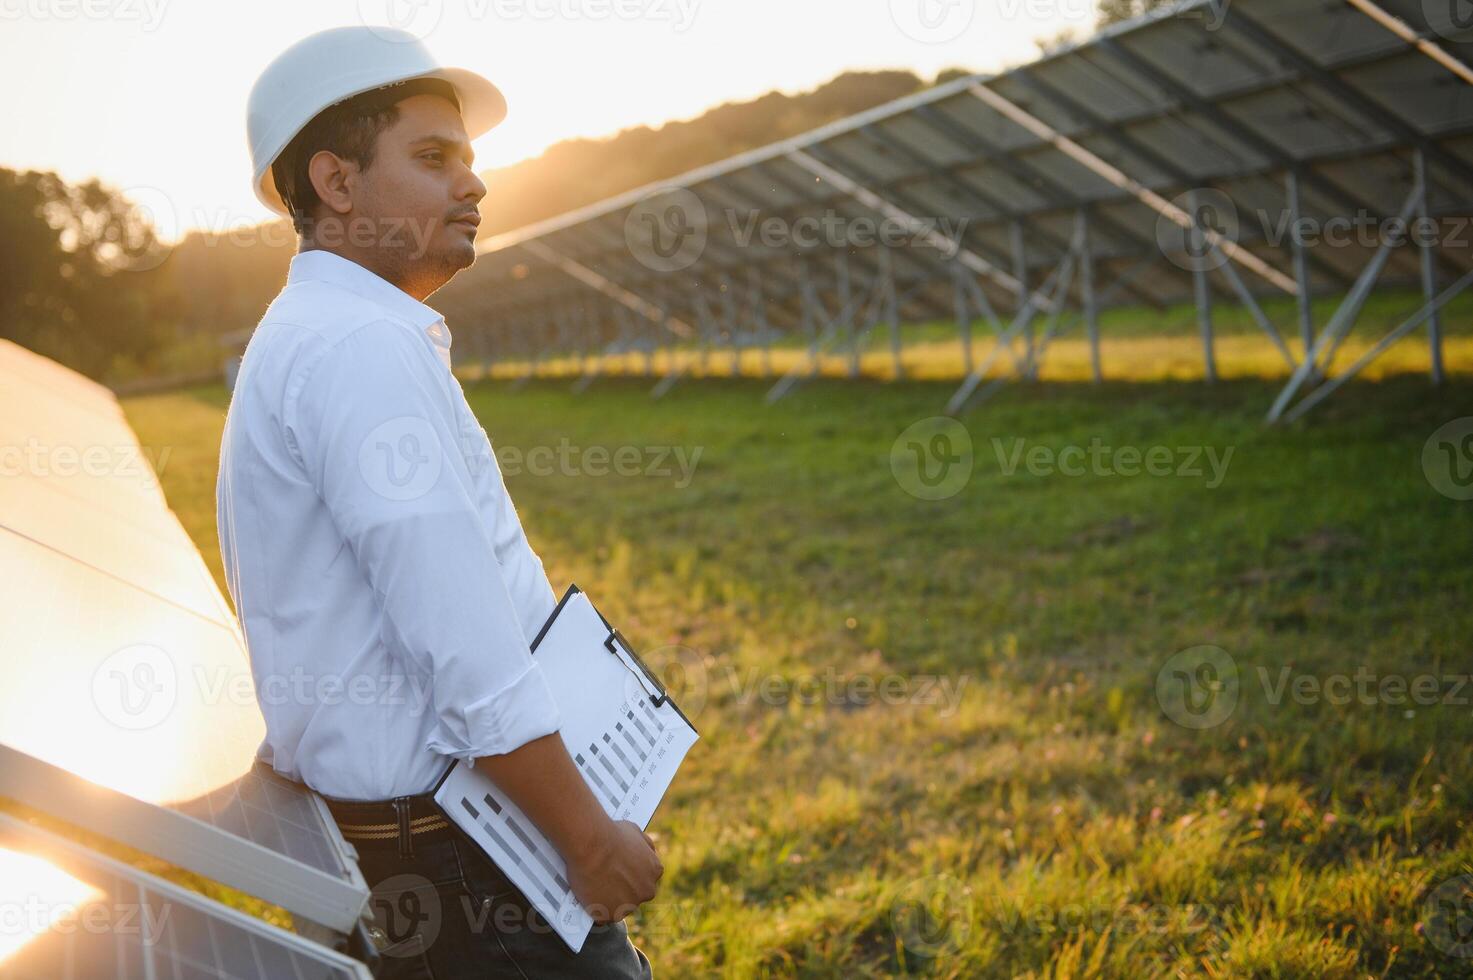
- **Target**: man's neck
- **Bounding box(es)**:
[298,243,435,302]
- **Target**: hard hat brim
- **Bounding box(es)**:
[252,65,507,218]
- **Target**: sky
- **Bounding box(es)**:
[0,0,1105,237]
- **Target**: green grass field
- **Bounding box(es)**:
[119,367,1473,978]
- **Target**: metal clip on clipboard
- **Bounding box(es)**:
[603,628,668,707]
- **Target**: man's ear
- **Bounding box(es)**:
[307,150,356,216]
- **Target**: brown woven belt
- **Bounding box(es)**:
[320,788,453,859]
[334,812,451,840]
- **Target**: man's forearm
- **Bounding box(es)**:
[472,732,613,866]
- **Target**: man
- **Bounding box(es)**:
[219,26,661,978]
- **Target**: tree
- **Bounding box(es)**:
[0,169,177,381]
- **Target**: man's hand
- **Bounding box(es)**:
[473,735,664,923]
[565,819,664,924]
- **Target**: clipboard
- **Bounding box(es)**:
[430,583,700,952]
[528,583,699,734]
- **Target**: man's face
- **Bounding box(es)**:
[345,92,486,288]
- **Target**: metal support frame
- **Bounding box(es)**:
[879,246,904,380]
[1343,0,1473,86]
[1415,149,1446,385]
[1077,209,1102,384]
[945,227,1085,415]
[783,147,1058,312]
[765,250,894,403]
[965,81,1301,298]
[1267,169,1438,422]
[1285,169,1317,358]
[519,239,695,340]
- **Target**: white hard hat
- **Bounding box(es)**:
[247,26,507,216]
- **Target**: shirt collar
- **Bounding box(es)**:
[286,249,453,359]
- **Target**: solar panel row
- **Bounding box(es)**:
[433,0,1472,413]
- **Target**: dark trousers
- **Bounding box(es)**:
[354,823,654,979]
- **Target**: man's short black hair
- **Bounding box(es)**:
[271,76,461,235]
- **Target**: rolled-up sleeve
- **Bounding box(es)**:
[283,318,561,760]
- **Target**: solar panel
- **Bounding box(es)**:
[435,0,1473,362]
[0,341,371,937]
[0,813,372,980]
[172,766,362,884]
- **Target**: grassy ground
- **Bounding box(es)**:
[116,358,1473,978]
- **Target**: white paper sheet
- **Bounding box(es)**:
[433,589,699,952]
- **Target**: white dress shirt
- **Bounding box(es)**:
[216,249,561,800]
